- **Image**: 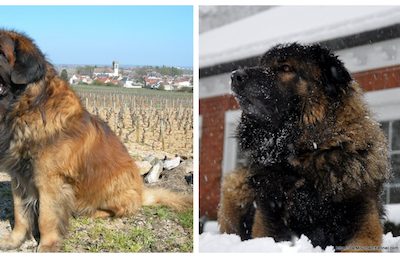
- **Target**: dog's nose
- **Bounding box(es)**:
[231,69,248,90]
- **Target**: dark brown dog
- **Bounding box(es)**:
[0,30,191,252]
[218,43,390,252]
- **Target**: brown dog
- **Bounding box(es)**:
[218,43,390,252]
[0,30,191,252]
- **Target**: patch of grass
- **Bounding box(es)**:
[153,206,174,220]
[87,225,154,252]
[64,217,155,252]
[61,206,193,252]
[63,218,91,252]
[179,238,193,252]
[74,216,92,226]
[177,209,193,229]
[163,230,193,252]
[142,206,174,220]
[145,206,193,252]
[143,206,193,229]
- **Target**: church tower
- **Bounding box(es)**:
[112,61,119,76]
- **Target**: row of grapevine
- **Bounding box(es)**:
[75,89,193,155]
[79,91,192,109]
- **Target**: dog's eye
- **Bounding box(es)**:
[280,64,293,72]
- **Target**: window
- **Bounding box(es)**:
[381,120,400,204]
[222,110,242,175]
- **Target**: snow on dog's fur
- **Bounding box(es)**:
[218,43,390,252]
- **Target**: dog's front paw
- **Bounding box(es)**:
[37,240,61,252]
[0,234,25,250]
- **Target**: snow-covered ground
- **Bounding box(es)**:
[200,233,335,252]
[200,232,400,253]
[200,204,400,252]
[386,204,400,224]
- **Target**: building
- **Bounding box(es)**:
[69,74,93,85]
[112,61,119,76]
[175,78,193,89]
[93,67,113,77]
[162,84,174,91]
[93,61,119,78]
[145,76,162,88]
[69,74,78,85]
[199,6,400,219]
[122,77,144,88]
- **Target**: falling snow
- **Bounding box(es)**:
[200,6,400,253]
[312,142,318,149]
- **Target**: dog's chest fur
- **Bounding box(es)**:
[0,93,46,197]
[2,111,41,163]
[250,165,365,248]
[0,116,35,185]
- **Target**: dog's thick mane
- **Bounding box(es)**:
[237,57,390,201]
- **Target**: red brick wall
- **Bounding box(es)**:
[199,95,239,219]
[199,65,400,219]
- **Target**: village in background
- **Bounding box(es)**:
[56,62,193,92]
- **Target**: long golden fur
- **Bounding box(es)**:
[0,30,191,252]
[218,43,390,251]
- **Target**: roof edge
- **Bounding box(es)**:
[200,23,400,78]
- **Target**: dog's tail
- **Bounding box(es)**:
[142,187,192,211]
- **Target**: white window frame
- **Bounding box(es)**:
[366,88,400,204]
[365,87,400,122]
[222,110,242,175]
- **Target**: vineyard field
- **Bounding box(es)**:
[73,85,193,156]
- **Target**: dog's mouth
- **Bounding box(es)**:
[233,92,276,121]
[232,91,254,110]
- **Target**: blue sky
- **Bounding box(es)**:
[0,6,193,67]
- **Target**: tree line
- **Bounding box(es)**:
[135,65,191,77]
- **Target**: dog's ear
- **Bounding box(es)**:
[11,38,46,85]
[311,45,352,98]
